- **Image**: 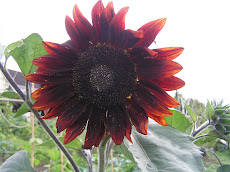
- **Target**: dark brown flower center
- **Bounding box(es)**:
[73,44,137,109]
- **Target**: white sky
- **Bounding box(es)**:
[0,0,230,104]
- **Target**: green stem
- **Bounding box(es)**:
[207,149,222,166]
[191,120,210,137]
[97,135,111,172]
[194,134,208,140]
[0,63,80,172]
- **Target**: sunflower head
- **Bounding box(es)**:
[25,0,185,149]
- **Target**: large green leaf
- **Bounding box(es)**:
[184,102,197,122]
[124,120,205,172]
[8,33,47,75]
[217,165,230,172]
[38,137,82,150]
[0,150,35,172]
[14,103,30,118]
[165,109,192,133]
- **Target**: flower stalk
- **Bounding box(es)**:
[0,63,80,172]
[97,136,111,172]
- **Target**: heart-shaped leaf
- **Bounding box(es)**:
[1,92,20,99]
[4,41,23,58]
[165,109,192,132]
[124,120,205,172]
[8,33,47,75]
[14,103,30,118]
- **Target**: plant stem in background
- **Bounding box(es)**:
[191,121,210,137]
[0,63,80,172]
[207,149,223,166]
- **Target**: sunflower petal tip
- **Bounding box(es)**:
[126,136,132,143]
[63,138,68,145]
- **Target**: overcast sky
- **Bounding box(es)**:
[0,0,230,104]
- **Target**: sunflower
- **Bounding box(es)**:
[25,0,185,149]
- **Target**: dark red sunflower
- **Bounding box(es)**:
[25,0,185,149]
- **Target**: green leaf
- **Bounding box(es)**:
[219,118,230,126]
[207,129,227,140]
[0,150,36,172]
[116,142,135,162]
[206,101,215,121]
[9,33,47,75]
[215,124,227,133]
[124,120,205,172]
[165,109,192,132]
[184,102,197,122]
[14,103,30,118]
[220,139,229,148]
[4,40,23,58]
[36,138,43,144]
[38,137,82,150]
[29,138,37,144]
[1,91,20,99]
[217,165,230,172]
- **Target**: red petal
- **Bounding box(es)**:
[84,107,105,149]
[118,29,143,49]
[133,85,173,116]
[73,4,93,42]
[35,67,60,75]
[31,85,53,100]
[64,112,89,144]
[97,2,115,43]
[33,55,74,72]
[56,102,87,133]
[61,40,81,53]
[125,99,148,135]
[136,59,183,80]
[92,0,104,40]
[32,84,74,110]
[154,47,184,60]
[42,42,77,62]
[122,105,132,142]
[139,80,180,108]
[104,1,115,23]
[152,76,185,91]
[65,16,89,50]
[25,72,72,84]
[99,11,109,43]
[42,106,62,119]
[129,47,158,62]
[109,7,129,46]
[135,18,166,48]
[105,106,126,145]
[151,116,167,126]
[42,96,77,119]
